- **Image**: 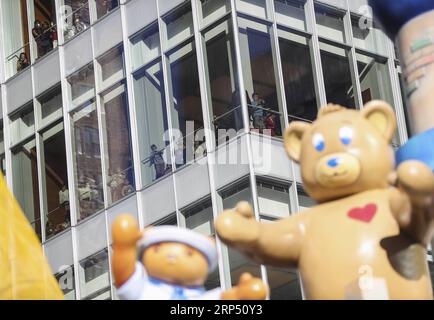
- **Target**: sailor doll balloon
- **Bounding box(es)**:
[111,214,268,300]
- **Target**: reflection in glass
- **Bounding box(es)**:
[200,0,230,26]
[238,17,283,137]
[68,63,95,109]
[12,138,42,240]
[351,14,387,55]
[320,42,355,108]
[38,86,63,127]
[236,0,268,19]
[98,46,125,90]
[94,0,119,19]
[221,181,262,286]
[278,29,317,122]
[203,18,242,139]
[79,249,111,300]
[101,83,135,205]
[266,265,302,300]
[134,61,171,187]
[130,23,160,71]
[315,3,346,43]
[10,105,35,146]
[274,0,306,31]
[62,0,90,41]
[356,53,399,146]
[168,41,205,167]
[0,123,5,175]
[163,3,194,50]
[183,198,220,290]
[2,0,30,77]
[43,123,70,239]
[55,265,76,300]
[71,101,104,220]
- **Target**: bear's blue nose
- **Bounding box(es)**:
[327,158,340,168]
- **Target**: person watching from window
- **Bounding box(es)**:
[251,92,266,132]
[16,53,30,72]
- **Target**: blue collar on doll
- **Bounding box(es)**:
[148,277,206,293]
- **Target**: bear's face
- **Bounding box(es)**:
[142,242,209,287]
[284,101,397,202]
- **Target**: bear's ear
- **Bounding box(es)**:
[284,121,311,163]
[361,100,397,143]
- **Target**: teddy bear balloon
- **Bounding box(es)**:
[215,100,434,300]
[111,214,268,300]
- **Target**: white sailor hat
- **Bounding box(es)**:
[137,226,218,272]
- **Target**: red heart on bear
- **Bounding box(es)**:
[347,204,377,223]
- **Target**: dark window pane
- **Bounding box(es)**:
[12,138,42,241]
[102,83,135,204]
[320,42,355,108]
[72,100,104,220]
[169,41,205,167]
[43,123,70,239]
[238,17,284,137]
[134,61,171,186]
[278,29,317,122]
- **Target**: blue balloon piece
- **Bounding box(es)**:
[369,0,434,38]
[396,128,434,172]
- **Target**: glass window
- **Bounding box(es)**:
[31,0,58,60]
[298,186,315,211]
[238,17,284,137]
[42,123,70,239]
[399,71,413,136]
[2,0,31,77]
[315,4,346,43]
[278,28,317,122]
[10,104,35,146]
[134,61,171,187]
[38,85,63,127]
[0,123,5,176]
[55,265,76,300]
[221,181,262,286]
[163,3,194,50]
[320,42,355,108]
[12,138,42,241]
[71,100,104,221]
[351,14,387,56]
[274,0,307,31]
[203,18,242,142]
[61,0,90,42]
[355,53,400,146]
[200,0,230,27]
[236,0,268,20]
[97,46,125,91]
[100,82,135,205]
[93,0,119,20]
[130,23,160,72]
[257,180,291,219]
[183,198,220,290]
[266,263,302,300]
[68,63,95,110]
[168,41,205,168]
[79,249,111,300]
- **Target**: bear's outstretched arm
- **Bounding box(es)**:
[389,161,434,245]
[215,201,308,268]
[112,214,144,287]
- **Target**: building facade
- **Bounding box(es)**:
[0,0,432,300]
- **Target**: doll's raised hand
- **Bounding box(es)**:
[112,214,143,247]
[221,273,268,300]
